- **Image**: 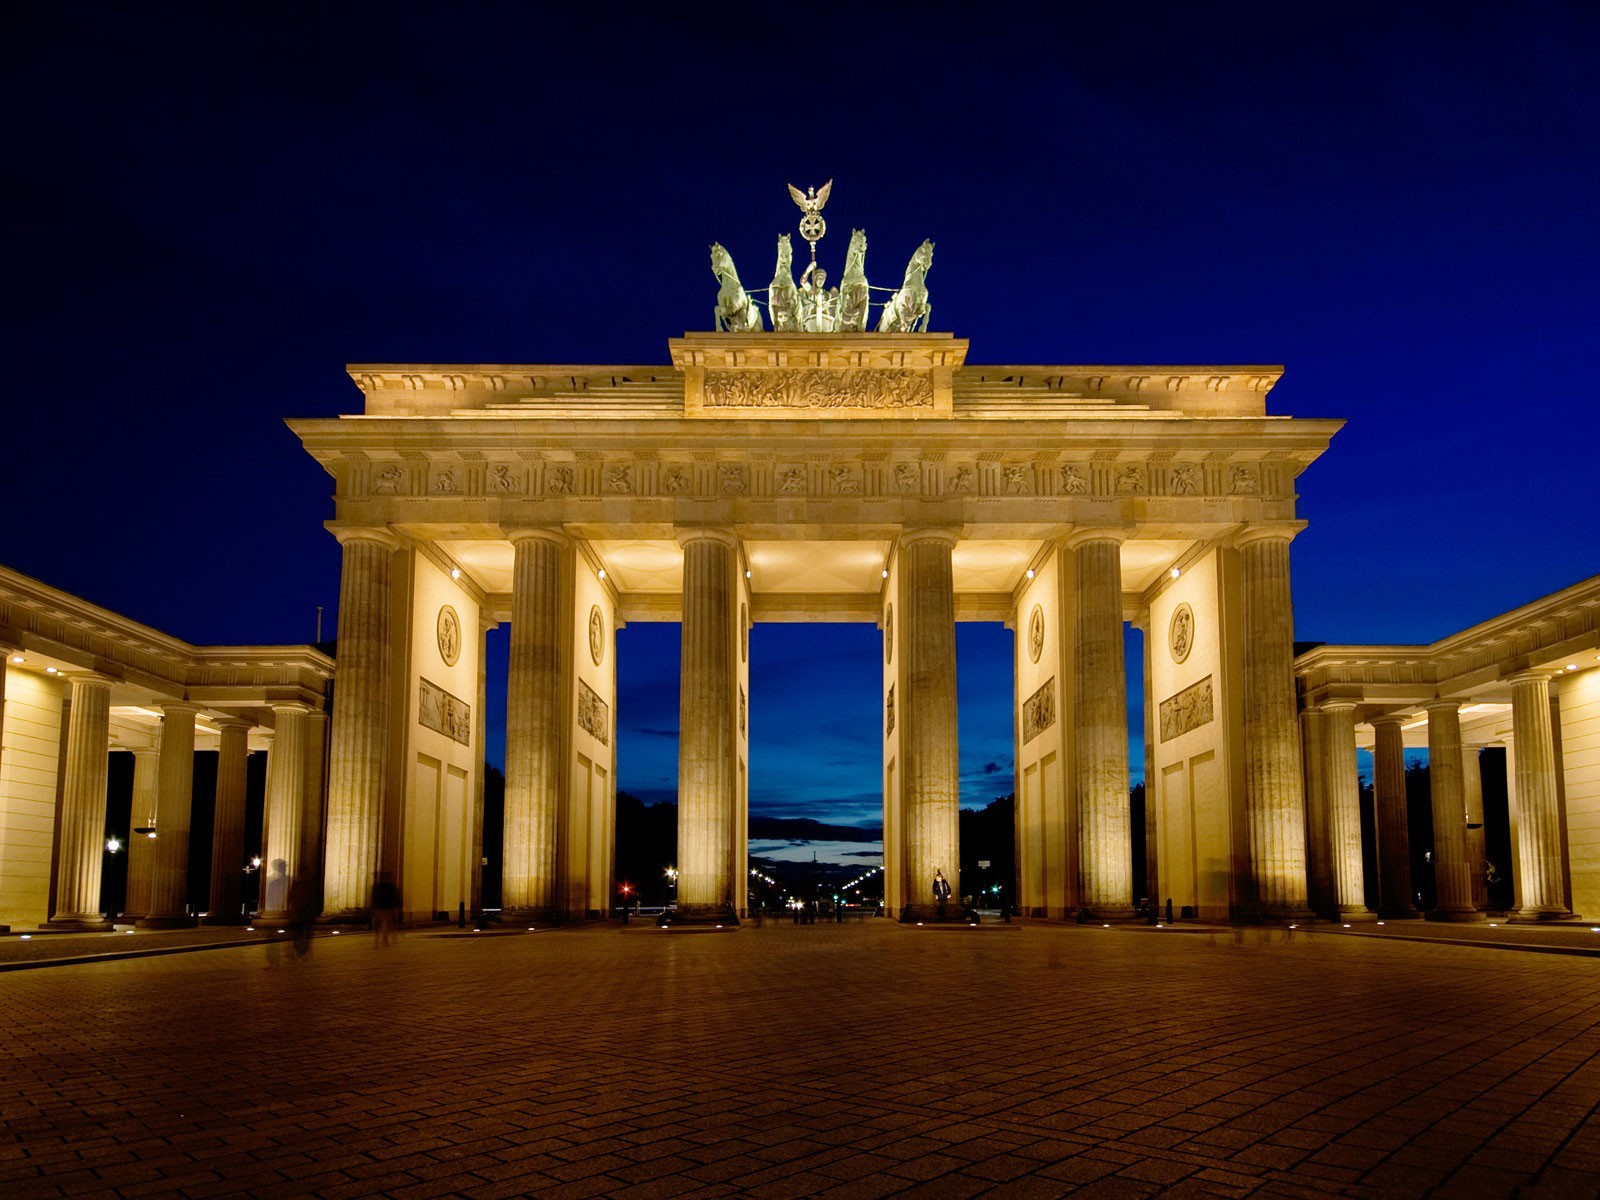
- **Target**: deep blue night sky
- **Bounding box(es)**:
[6,4,1597,840]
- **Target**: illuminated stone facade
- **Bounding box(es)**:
[294,331,1340,921]
[0,566,331,930]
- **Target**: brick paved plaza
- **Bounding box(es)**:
[4,922,1600,1199]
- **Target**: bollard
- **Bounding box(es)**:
[458,901,466,928]
[1166,897,1174,925]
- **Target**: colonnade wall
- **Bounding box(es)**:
[1555,669,1599,916]
[1144,548,1246,919]
[391,547,483,922]
[0,670,65,924]
[1012,545,1073,917]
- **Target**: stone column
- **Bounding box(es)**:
[1502,738,1523,910]
[899,529,961,921]
[47,673,115,929]
[1425,702,1483,921]
[471,617,493,917]
[1236,529,1312,919]
[1299,706,1333,916]
[504,530,569,922]
[300,709,329,914]
[1371,716,1418,918]
[1067,530,1131,919]
[321,529,398,920]
[677,529,740,919]
[1321,704,1370,917]
[123,744,161,920]
[258,703,310,921]
[1462,744,1488,910]
[1508,671,1573,920]
[139,701,200,928]
[203,718,251,923]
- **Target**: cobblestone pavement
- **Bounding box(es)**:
[4,921,1600,1199]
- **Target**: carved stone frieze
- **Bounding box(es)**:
[885,683,895,735]
[1159,675,1213,742]
[489,464,521,493]
[419,678,471,745]
[1023,678,1056,744]
[718,465,748,494]
[1115,465,1146,495]
[433,468,458,494]
[661,466,690,494]
[578,678,609,745]
[1230,465,1259,494]
[1169,463,1199,495]
[545,466,574,495]
[777,467,806,495]
[1002,465,1032,495]
[893,463,920,493]
[1059,464,1088,494]
[373,465,404,495]
[948,466,975,494]
[829,465,863,495]
[703,369,934,411]
[605,465,634,493]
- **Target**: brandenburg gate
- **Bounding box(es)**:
[291,191,1339,925]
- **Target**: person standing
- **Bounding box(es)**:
[933,868,952,920]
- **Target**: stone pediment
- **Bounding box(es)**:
[669,333,966,419]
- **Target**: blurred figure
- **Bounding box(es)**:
[289,871,315,959]
[263,859,289,967]
[371,872,401,947]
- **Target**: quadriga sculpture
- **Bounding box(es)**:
[877,239,934,334]
[768,234,799,332]
[836,229,870,332]
[710,242,763,332]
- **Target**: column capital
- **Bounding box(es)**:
[1424,699,1462,715]
[1059,526,1130,550]
[898,526,960,549]
[1232,521,1306,549]
[1369,713,1409,730]
[64,671,117,689]
[213,715,255,733]
[159,700,202,718]
[674,525,738,549]
[328,524,403,550]
[269,701,313,717]
[1505,668,1558,686]
[1314,700,1359,715]
[503,525,571,549]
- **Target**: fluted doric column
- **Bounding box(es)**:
[1462,744,1488,910]
[1237,528,1311,918]
[1509,671,1573,920]
[321,529,398,920]
[504,529,569,921]
[258,703,310,921]
[300,709,329,914]
[1425,701,1483,921]
[140,701,200,928]
[471,616,494,917]
[1320,703,1371,917]
[676,529,740,919]
[897,529,961,920]
[1066,530,1131,919]
[47,673,115,928]
[1372,716,1418,918]
[202,718,251,923]
[1300,706,1333,915]
[123,744,161,920]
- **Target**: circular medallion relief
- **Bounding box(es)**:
[588,605,605,666]
[1028,605,1045,664]
[741,603,749,663]
[1169,602,1195,665]
[436,605,461,667]
[884,604,894,664]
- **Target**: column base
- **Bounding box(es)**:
[1511,907,1579,923]
[664,905,739,927]
[135,914,197,930]
[43,915,114,931]
[317,908,371,926]
[1427,906,1487,922]
[900,903,978,924]
[1334,908,1380,923]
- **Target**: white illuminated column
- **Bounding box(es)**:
[48,673,115,929]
